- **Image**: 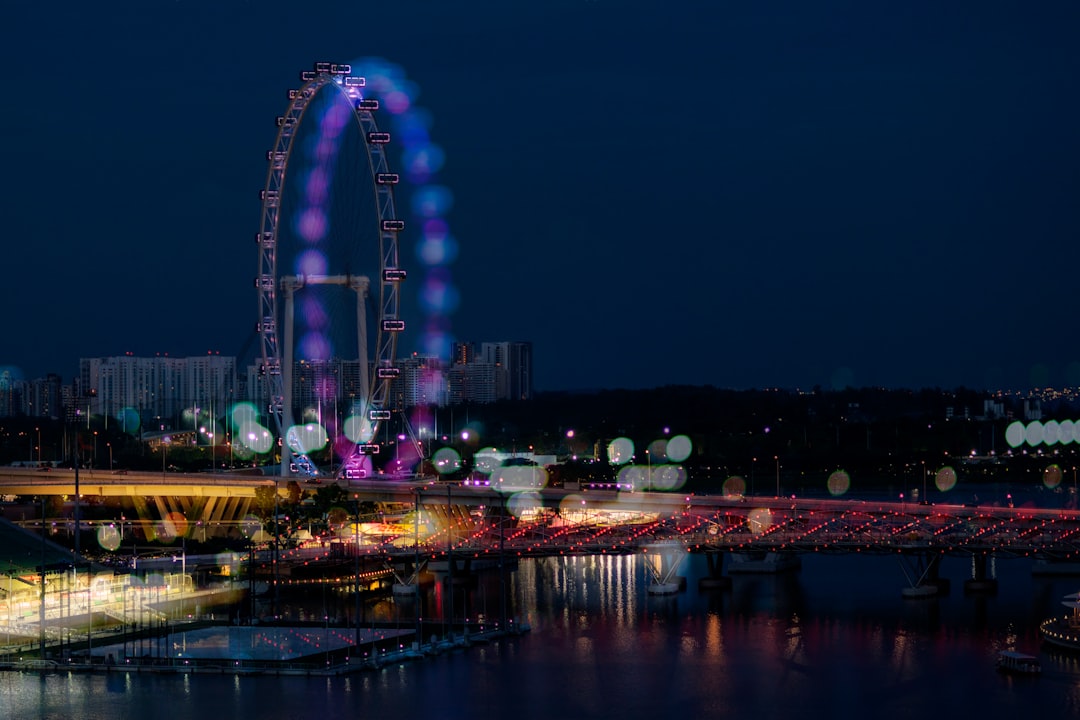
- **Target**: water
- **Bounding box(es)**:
[2,551,1080,720]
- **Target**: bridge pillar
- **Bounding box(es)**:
[645,541,687,595]
[963,553,998,594]
[900,551,948,598]
[698,551,731,590]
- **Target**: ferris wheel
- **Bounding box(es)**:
[255,61,406,477]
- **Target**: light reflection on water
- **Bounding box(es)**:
[4,552,1080,720]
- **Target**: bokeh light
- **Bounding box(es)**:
[607,437,634,465]
[473,447,501,475]
[492,464,548,493]
[115,407,141,434]
[935,466,957,492]
[827,470,850,496]
[432,447,462,475]
[286,423,328,455]
[667,435,692,463]
[647,438,668,462]
[747,507,773,534]
[1005,421,1025,448]
[96,524,122,551]
[1025,420,1045,447]
[506,491,542,518]
[723,475,746,497]
[352,56,458,392]
[650,464,687,491]
[237,420,274,455]
[616,464,647,490]
[1044,464,1063,489]
[343,413,375,444]
[157,512,188,543]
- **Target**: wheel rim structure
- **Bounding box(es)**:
[255,62,405,477]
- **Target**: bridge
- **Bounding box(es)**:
[2,466,1079,596]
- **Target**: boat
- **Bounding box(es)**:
[996,650,1041,674]
[1040,592,1080,651]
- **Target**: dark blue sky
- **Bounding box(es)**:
[3,1,1079,393]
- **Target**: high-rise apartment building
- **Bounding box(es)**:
[479,341,533,401]
[448,340,532,403]
[393,354,447,408]
[80,354,237,430]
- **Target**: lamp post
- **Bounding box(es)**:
[107,442,113,471]
[922,461,927,502]
[751,457,756,497]
[646,449,651,492]
[35,427,41,465]
[774,455,779,497]
[93,431,98,469]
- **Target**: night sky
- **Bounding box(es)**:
[3,1,1079,393]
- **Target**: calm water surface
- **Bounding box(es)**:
[3,548,1080,720]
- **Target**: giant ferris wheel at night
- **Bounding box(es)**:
[255,62,406,478]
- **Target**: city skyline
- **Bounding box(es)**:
[3,2,1079,393]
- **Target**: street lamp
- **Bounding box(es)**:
[93,431,98,469]
[35,427,41,465]
[921,461,927,502]
[646,449,651,491]
[751,457,756,497]
[107,442,113,471]
[774,455,779,497]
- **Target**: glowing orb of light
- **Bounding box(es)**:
[506,491,542,518]
[647,438,668,462]
[299,332,332,362]
[492,464,548,493]
[231,402,258,426]
[1060,420,1076,444]
[827,470,851,497]
[1005,421,1025,448]
[286,423,328,455]
[723,476,746,497]
[616,464,647,490]
[296,248,328,275]
[96,524,122,552]
[418,225,458,266]
[1043,420,1061,446]
[413,185,454,218]
[343,413,376,444]
[935,466,958,492]
[421,271,461,315]
[473,448,501,475]
[747,507,773,534]
[1044,464,1063,489]
[650,464,687,491]
[432,447,462,475]
[116,407,141,434]
[666,435,692,463]
[157,512,188,543]
[403,145,445,178]
[607,437,634,465]
[1025,421,1045,447]
[237,420,273,455]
